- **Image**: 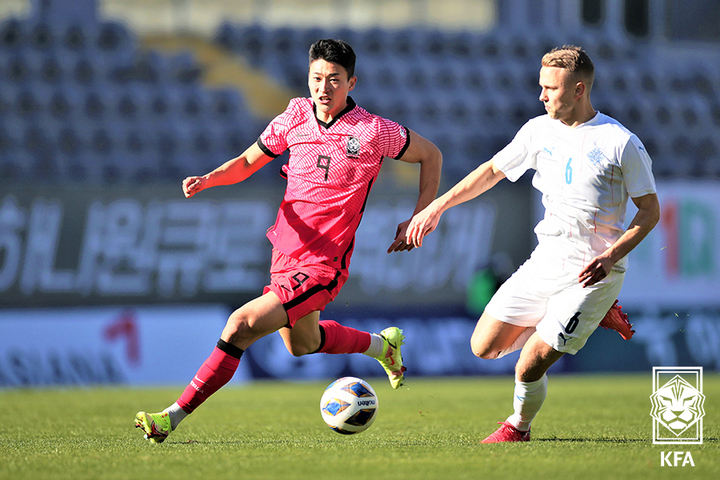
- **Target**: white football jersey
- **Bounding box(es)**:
[492,112,657,272]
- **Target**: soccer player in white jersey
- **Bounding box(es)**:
[134,39,442,444]
[406,46,660,443]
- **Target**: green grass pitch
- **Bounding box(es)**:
[1,375,718,480]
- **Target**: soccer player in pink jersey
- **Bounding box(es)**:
[134,39,442,443]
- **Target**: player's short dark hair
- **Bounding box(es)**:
[542,45,595,89]
[309,39,356,79]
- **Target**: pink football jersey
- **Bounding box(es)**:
[258,97,410,270]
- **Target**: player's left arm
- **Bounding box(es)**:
[579,192,661,287]
[387,129,443,253]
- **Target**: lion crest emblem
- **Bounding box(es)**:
[650,375,706,436]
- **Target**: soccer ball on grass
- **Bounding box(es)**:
[320,377,378,434]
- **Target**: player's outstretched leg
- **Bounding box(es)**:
[135,411,172,444]
[373,327,407,389]
[480,421,531,443]
[599,299,634,340]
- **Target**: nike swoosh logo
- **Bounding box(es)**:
[385,344,397,366]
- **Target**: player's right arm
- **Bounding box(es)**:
[406,159,506,248]
[182,142,275,198]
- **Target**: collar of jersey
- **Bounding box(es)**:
[313,96,357,129]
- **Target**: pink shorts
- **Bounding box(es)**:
[263,249,348,327]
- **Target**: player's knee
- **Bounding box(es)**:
[470,336,498,360]
[285,345,309,357]
[222,312,260,345]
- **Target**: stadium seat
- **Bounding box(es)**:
[483,67,518,95]
[168,51,202,85]
[5,55,30,84]
[462,66,488,91]
[72,56,102,85]
[358,28,389,57]
[367,60,399,90]
[0,122,21,156]
[214,21,240,52]
[29,150,65,182]
[703,150,720,177]
[22,121,56,159]
[331,27,358,50]
[508,35,537,60]
[421,29,448,57]
[48,86,83,119]
[219,126,253,159]
[82,89,110,119]
[117,127,143,157]
[270,27,297,57]
[62,23,88,51]
[639,72,658,94]
[0,150,31,181]
[117,127,160,181]
[0,17,26,51]
[385,94,412,127]
[404,64,430,91]
[131,51,161,84]
[90,127,115,156]
[476,34,501,59]
[209,87,248,122]
[190,129,214,156]
[116,84,151,121]
[694,137,718,174]
[447,30,476,59]
[236,24,268,66]
[149,90,172,118]
[180,85,211,120]
[155,129,179,158]
[298,26,327,53]
[433,63,460,91]
[690,71,715,97]
[668,136,695,176]
[15,89,41,118]
[95,20,134,56]
[0,82,17,117]
[446,95,472,127]
[39,55,65,85]
[56,126,85,157]
[653,104,673,127]
[29,22,56,51]
[387,28,419,58]
[189,129,228,173]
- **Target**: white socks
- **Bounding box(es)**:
[506,374,548,432]
[363,333,385,358]
[163,402,189,431]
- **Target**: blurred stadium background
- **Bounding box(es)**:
[1,0,719,387]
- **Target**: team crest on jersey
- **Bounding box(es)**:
[346,136,360,158]
[587,147,606,167]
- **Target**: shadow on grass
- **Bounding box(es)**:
[537,437,719,443]
[537,438,646,443]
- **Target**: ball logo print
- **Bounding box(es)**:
[320,377,378,435]
[650,367,705,444]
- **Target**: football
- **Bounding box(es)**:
[320,377,379,434]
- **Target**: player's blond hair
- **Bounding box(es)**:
[542,45,594,90]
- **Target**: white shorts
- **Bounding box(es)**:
[485,240,625,355]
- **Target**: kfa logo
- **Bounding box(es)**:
[650,366,705,444]
[660,451,695,467]
[346,136,360,158]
